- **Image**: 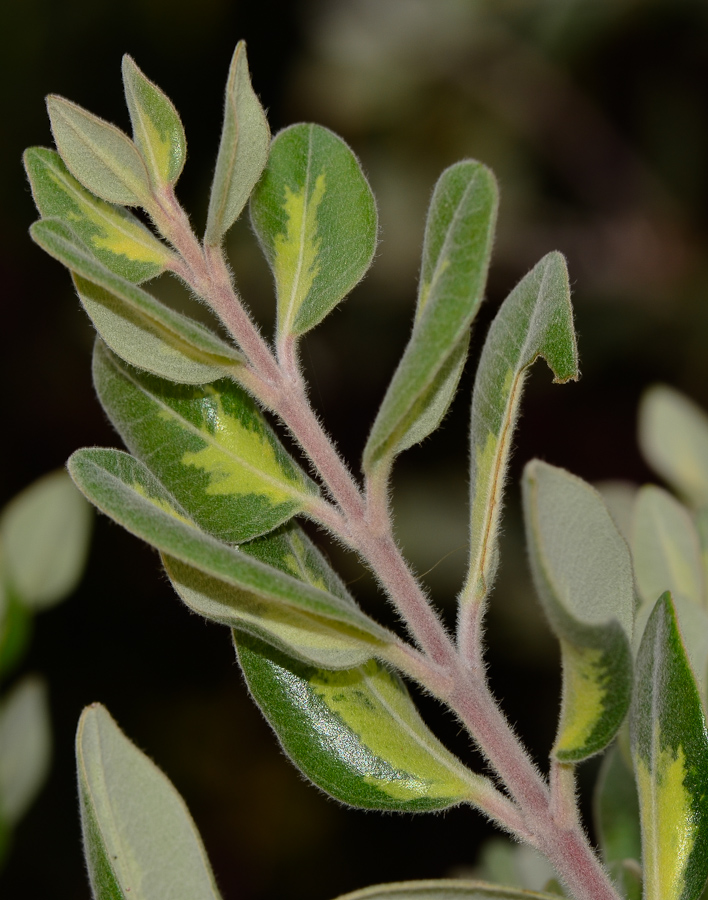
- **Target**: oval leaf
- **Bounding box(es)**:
[164,523,383,669]
[461,251,578,613]
[522,461,635,760]
[1,470,91,610]
[334,881,562,900]
[236,633,503,813]
[77,704,222,900]
[47,95,152,206]
[250,123,377,337]
[31,218,241,384]
[205,41,270,245]
[93,340,316,541]
[593,742,642,866]
[363,161,498,472]
[122,55,186,189]
[0,582,32,681]
[67,448,390,643]
[632,485,705,609]
[639,385,708,508]
[630,593,708,900]
[0,677,51,826]
[24,148,173,282]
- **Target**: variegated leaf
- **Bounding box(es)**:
[250,123,377,337]
[93,340,316,542]
[333,881,562,900]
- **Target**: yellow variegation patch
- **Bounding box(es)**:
[132,481,193,526]
[555,643,608,755]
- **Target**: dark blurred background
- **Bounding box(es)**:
[2,0,708,897]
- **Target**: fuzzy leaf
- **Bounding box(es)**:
[250,123,377,337]
[47,95,152,206]
[594,742,642,866]
[236,634,501,812]
[24,148,173,282]
[164,522,384,669]
[639,385,708,508]
[31,218,240,384]
[632,485,705,609]
[630,593,708,900]
[205,41,270,245]
[0,677,51,825]
[363,161,498,472]
[1,470,91,610]
[522,461,635,761]
[93,341,316,541]
[461,252,577,609]
[333,882,562,900]
[77,704,222,900]
[67,448,390,643]
[122,56,186,189]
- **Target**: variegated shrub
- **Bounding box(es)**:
[24,42,708,900]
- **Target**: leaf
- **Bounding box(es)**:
[639,385,708,508]
[250,122,377,337]
[0,470,91,610]
[67,448,390,644]
[31,218,241,384]
[593,742,642,866]
[363,161,498,472]
[461,252,578,609]
[630,593,708,900]
[46,95,152,206]
[77,704,222,900]
[522,461,635,761]
[93,340,317,542]
[474,837,559,893]
[333,882,562,900]
[0,677,51,826]
[24,148,173,282]
[632,485,705,609]
[122,55,186,189]
[0,582,32,682]
[204,41,270,245]
[164,522,383,669]
[236,633,500,812]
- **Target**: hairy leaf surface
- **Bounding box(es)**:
[24,148,173,282]
[205,41,270,245]
[32,219,240,383]
[250,123,377,337]
[77,704,222,900]
[47,95,152,206]
[631,593,708,900]
[236,634,499,812]
[523,461,635,760]
[93,340,315,541]
[462,251,577,609]
[0,678,50,826]
[363,161,497,471]
[122,55,186,188]
[333,881,562,900]
[67,448,389,642]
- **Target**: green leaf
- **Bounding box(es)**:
[236,633,500,812]
[0,470,91,610]
[363,161,498,472]
[0,677,51,826]
[632,485,705,609]
[93,340,317,541]
[164,522,384,669]
[47,95,152,206]
[594,742,642,866]
[77,703,222,900]
[250,122,377,337]
[204,41,270,246]
[333,882,562,900]
[461,252,578,609]
[474,837,559,893]
[639,385,708,508]
[522,461,635,761]
[606,861,643,900]
[24,148,173,282]
[67,448,389,643]
[0,582,32,682]
[122,55,186,189]
[31,218,241,384]
[631,592,708,900]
